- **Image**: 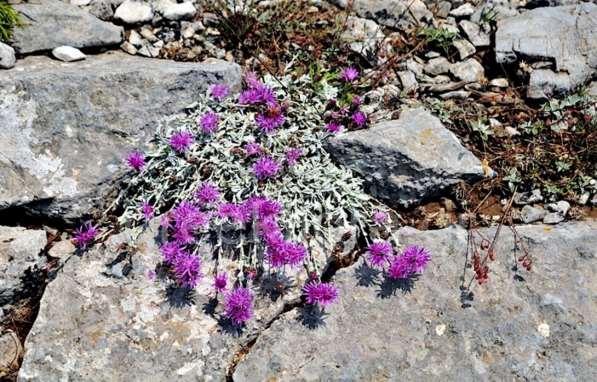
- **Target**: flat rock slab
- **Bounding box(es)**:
[0,226,47,308]
[0,52,241,221]
[495,3,597,99]
[234,220,597,381]
[10,0,123,54]
[325,107,489,207]
[332,0,432,29]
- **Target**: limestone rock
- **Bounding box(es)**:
[234,221,597,381]
[0,42,15,69]
[340,0,433,30]
[424,56,451,75]
[10,0,123,54]
[460,20,490,47]
[51,46,86,62]
[450,58,485,82]
[0,53,241,221]
[453,39,476,60]
[114,0,153,24]
[156,0,196,21]
[519,205,546,223]
[325,107,489,207]
[495,3,597,99]
[0,226,47,308]
[341,16,384,61]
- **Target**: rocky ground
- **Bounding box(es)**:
[0,0,595,381]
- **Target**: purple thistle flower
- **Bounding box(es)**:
[218,203,251,224]
[255,108,285,133]
[214,272,228,293]
[210,84,229,101]
[171,201,210,244]
[283,241,307,267]
[199,112,220,134]
[387,255,411,279]
[352,111,367,127]
[244,142,262,157]
[264,238,306,269]
[244,71,261,88]
[325,122,343,134]
[224,287,254,326]
[340,66,359,82]
[303,281,339,307]
[285,148,303,166]
[170,131,194,153]
[73,222,98,249]
[239,84,276,106]
[245,196,282,220]
[196,182,220,205]
[160,241,183,264]
[257,217,284,245]
[367,241,393,268]
[372,210,389,225]
[352,95,362,106]
[173,252,202,288]
[401,245,431,274]
[141,202,154,221]
[252,156,280,180]
[126,151,145,171]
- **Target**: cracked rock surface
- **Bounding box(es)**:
[234,221,597,381]
[0,52,241,222]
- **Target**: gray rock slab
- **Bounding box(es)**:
[0,226,47,308]
[234,220,597,381]
[325,107,489,207]
[0,52,241,221]
[337,0,433,29]
[495,3,597,99]
[0,42,16,69]
[10,0,123,54]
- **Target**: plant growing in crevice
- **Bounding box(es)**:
[0,1,21,42]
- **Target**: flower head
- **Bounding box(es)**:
[367,241,393,267]
[218,203,251,224]
[199,112,219,134]
[265,240,307,268]
[303,281,339,307]
[239,84,276,106]
[245,196,282,220]
[171,201,210,244]
[285,148,303,166]
[352,111,367,127]
[252,156,280,180]
[141,201,154,221]
[160,241,183,264]
[173,252,202,288]
[224,287,254,325]
[401,245,431,274]
[372,210,389,225]
[387,255,411,279]
[340,67,359,82]
[325,122,343,134]
[126,151,145,171]
[255,105,285,133]
[210,84,229,101]
[170,131,194,153]
[244,142,262,157]
[73,222,98,249]
[196,182,220,205]
[214,272,227,293]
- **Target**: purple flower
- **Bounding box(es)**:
[387,256,411,279]
[73,222,98,249]
[199,112,219,134]
[173,252,202,288]
[245,196,282,220]
[171,201,210,244]
[303,281,339,307]
[218,203,251,224]
[340,66,359,82]
[401,245,431,274]
[210,84,229,101]
[244,142,262,157]
[196,182,220,205]
[265,240,307,268]
[255,107,285,133]
[352,111,367,127]
[325,122,343,134]
[170,131,194,153]
[214,272,227,292]
[239,84,276,106]
[224,287,254,325]
[257,217,283,245]
[126,151,145,171]
[141,202,154,221]
[367,241,393,267]
[160,241,183,264]
[252,156,280,180]
[285,148,303,166]
[352,96,362,106]
[372,210,389,225]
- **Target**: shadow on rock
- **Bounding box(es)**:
[165,284,196,308]
[296,304,328,330]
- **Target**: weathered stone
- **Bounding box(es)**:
[450,58,485,82]
[543,212,565,224]
[424,56,451,75]
[88,0,115,21]
[495,3,597,99]
[0,53,241,221]
[547,200,571,216]
[10,0,123,54]
[520,205,546,223]
[449,3,475,17]
[51,46,86,62]
[440,90,470,99]
[325,107,489,207]
[490,77,509,87]
[0,226,47,308]
[0,42,15,69]
[0,330,22,378]
[397,70,418,91]
[514,189,543,205]
[459,20,490,47]
[234,221,597,381]
[341,16,384,61]
[17,216,353,381]
[114,0,153,24]
[339,0,433,29]
[453,39,476,60]
[156,0,196,21]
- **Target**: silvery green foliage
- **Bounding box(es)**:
[109,75,389,272]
